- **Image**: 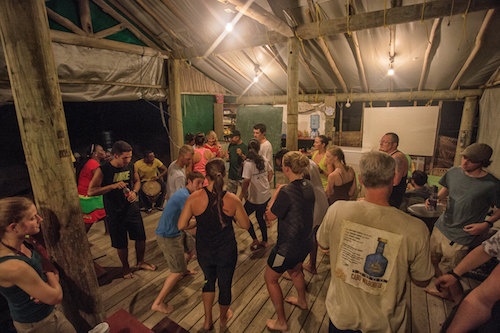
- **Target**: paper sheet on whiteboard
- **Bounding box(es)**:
[362,107,439,156]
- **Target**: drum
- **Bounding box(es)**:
[142,180,161,202]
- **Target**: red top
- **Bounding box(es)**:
[204,144,220,157]
[77,159,100,195]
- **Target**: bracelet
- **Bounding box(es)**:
[447,270,461,281]
[485,220,494,228]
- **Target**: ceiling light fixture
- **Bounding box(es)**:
[388,55,395,76]
[225,23,233,32]
[345,98,351,108]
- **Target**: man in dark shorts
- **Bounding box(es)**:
[88,140,157,278]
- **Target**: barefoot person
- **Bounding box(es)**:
[151,172,205,314]
[0,197,76,333]
[89,140,157,278]
[239,139,273,250]
[264,151,315,331]
[178,159,250,330]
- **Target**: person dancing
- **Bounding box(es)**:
[178,159,250,330]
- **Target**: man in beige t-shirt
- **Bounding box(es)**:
[317,151,433,332]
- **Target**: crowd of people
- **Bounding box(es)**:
[0,123,499,333]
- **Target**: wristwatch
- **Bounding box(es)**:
[447,270,461,281]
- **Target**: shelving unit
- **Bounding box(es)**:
[223,104,238,142]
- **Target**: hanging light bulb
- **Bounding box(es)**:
[388,55,395,76]
[253,75,259,83]
[388,67,395,76]
[225,23,233,32]
[345,98,351,108]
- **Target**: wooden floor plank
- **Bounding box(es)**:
[84,202,478,332]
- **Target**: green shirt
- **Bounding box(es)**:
[228,142,247,180]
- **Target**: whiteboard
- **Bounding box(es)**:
[362,106,439,156]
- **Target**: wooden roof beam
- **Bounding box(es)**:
[418,18,441,91]
[180,0,499,58]
[46,7,86,36]
[106,0,171,51]
[450,9,495,90]
[50,30,169,58]
[226,0,293,38]
[77,0,93,34]
[215,54,270,96]
[91,0,165,51]
[93,24,126,39]
[236,89,484,104]
[298,53,325,94]
[134,0,186,50]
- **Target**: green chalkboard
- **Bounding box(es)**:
[236,105,283,155]
[181,95,214,136]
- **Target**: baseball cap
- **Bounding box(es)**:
[461,143,492,164]
[230,130,241,138]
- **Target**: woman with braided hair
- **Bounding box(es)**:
[178,158,250,330]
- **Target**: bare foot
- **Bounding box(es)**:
[203,321,214,331]
[266,318,288,331]
[259,241,269,249]
[220,308,233,328]
[135,262,157,271]
[183,269,197,276]
[250,239,260,251]
[123,272,134,279]
[285,296,308,310]
[151,302,174,314]
[302,263,317,275]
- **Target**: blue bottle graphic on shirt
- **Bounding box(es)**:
[364,238,388,277]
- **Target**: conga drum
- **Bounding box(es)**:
[142,180,162,204]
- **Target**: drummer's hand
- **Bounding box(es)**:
[463,222,489,235]
[113,181,127,190]
[128,191,138,203]
[424,198,430,210]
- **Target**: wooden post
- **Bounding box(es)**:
[286,37,299,151]
[168,58,184,161]
[454,96,478,166]
[0,0,104,329]
[324,96,336,142]
[214,103,224,141]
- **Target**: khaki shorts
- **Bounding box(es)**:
[14,309,76,333]
[430,227,469,273]
[226,179,241,194]
[157,232,195,273]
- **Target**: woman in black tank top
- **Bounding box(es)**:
[178,159,250,330]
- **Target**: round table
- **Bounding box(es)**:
[408,203,445,232]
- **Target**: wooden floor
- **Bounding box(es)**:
[87,209,480,333]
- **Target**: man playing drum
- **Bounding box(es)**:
[135,150,168,213]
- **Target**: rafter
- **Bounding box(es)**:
[236,89,483,104]
[93,24,126,39]
[106,0,171,51]
[91,0,163,51]
[226,0,293,38]
[241,50,285,94]
[450,9,495,90]
[50,30,169,58]
[418,18,441,91]
[298,54,325,94]
[180,0,499,58]
[215,55,270,96]
[77,0,93,34]
[134,0,186,50]
[46,7,86,36]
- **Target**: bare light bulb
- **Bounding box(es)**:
[388,68,395,76]
[345,99,351,108]
[253,76,259,83]
[225,23,233,32]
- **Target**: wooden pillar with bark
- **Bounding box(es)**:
[454,96,478,166]
[286,37,299,151]
[0,0,104,329]
[168,58,184,160]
